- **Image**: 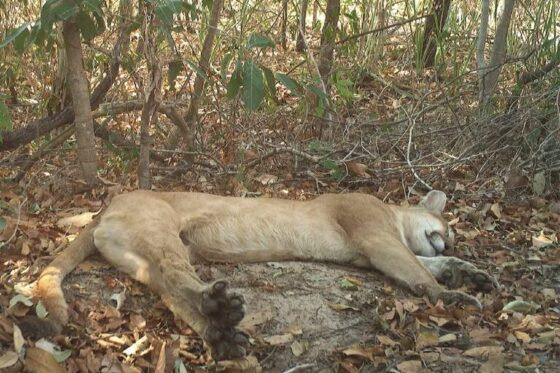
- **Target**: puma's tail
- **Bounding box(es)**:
[19,219,99,338]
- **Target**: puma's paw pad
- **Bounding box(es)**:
[440,258,499,292]
[439,290,482,310]
[205,326,250,361]
[201,280,249,361]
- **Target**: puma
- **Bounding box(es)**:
[23,190,497,361]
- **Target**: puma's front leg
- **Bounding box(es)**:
[355,237,483,309]
[417,256,499,292]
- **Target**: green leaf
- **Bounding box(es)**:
[261,66,277,102]
[0,22,32,49]
[154,0,182,28]
[9,294,33,308]
[184,59,208,81]
[247,33,275,49]
[52,349,72,363]
[35,339,73,363]
[174,359,188,373]
[13,27,30,53]
[77,11,97,41]
[276,73,302,96]
[0,100,13,142]
[226,63,243,99]
[242,60,264,111]
[502,299,540,314]
[36,301,48,318]
[339,278,358,291]
[319,159,337,170]
[168,60,184,90]
[28,22,43,47]
[306,83,327,102]
[50,0,79,21]
[220,52,233,81]
[0,217,6,232]
[82,0,103,18]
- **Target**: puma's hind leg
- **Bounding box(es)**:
[93,223,248,361]
[156,256,249,360]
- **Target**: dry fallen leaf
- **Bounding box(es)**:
[463,346,503,358]
[416,329,439,350]
[478,353,504,373]
[216,355,262,372]
[239,308,274,332]
[254,174,278,185]
[396,359,421,373]
[0,350,19,369]
[263,333,293,345]
[25,347,64,373]
[56,210,100,228]
[377,335,399,346]
[489,203,501,219]
[129,314,146,330]
[290,340,308,357]
[341,344,383,360]
[514,330,531,343]
[153,341,166,373]
[438,333,457,343]
[13,324,24,354]
[123,335,149,356]
[328,303,359,311]
[110,290,127,310]
[346,162,370,178]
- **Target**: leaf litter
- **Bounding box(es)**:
[1,153,559,371]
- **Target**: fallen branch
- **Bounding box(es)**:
[244,146,321,168]
[336,14,427,45]
[0,16,131,151]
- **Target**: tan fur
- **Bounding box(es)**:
[31,190,495,356]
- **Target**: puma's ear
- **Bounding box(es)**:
[420,190,447,213]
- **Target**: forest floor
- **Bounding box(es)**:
[1,160,559,372]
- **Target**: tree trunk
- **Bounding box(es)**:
[48,25,68,116]
[62,20,97,185]
[296,0,309,52]
[476,0,490,80]
[317,0,340,86]
[281,0,288,50]
[479,0,516,106]
[421,0,452,68]
[312,0,318,27]
[182,0,223,148]
[372,0,386,61]
[0,13,131,152]
[138,2,162,190]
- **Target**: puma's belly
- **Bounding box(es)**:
[184,212,358,264]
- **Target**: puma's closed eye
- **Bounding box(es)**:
[427,232,446,254]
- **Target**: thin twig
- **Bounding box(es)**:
[282,363,316,373]
[404,111,432,190]
[0,197,27,250]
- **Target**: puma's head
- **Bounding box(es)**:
[406,190,455,257]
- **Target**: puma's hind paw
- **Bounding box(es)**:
[438,257,499,292]
[16,316,62,340]
[201,280,249,361]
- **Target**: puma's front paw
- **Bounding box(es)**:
[438,289,482,310]
[201,280,250,361]
[437,257,499,292]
